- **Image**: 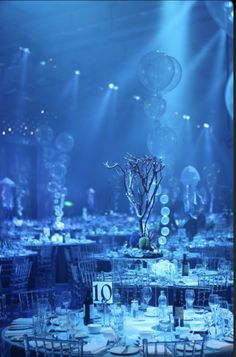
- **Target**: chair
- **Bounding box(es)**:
[0,294,7,321]
[142,337,206,357]
[18,288,55,315]
[9,260,32,304]
[35,246,57,288]
[24,335,84,357]
[77,259,98,288]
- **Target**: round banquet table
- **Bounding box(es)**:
[1,310,233,357]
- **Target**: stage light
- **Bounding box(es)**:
[133,95,141,101]
[203,123,210,128]
[8,128,12,132]
[19,46,30,54]
[30,131,34,135]
[224,1,233,9]
[113,85,119,90]
[74,70,80,75]
[24,126,28,130]
[2,131,6,135]
[108,83,114,89]
[182,114,190,120]
[40,61,46,66]
[41,110,45,114]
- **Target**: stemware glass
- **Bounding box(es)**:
[61,291,72,314]
[141,286,152,309]
[185,289,195,310]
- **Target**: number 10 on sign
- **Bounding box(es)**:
[92,282,113,304]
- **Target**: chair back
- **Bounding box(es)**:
[0,294,7,321]
[142,337,206,357]
[78,259,98,287]
[24,335,84,357]
[19,288,55,314]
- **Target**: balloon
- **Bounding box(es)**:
[49,163,67,179]
[144,95,167,119]
[47,181,60,193]
[35,125,54,145]
[43,147,56,161]
[205,0,233,38]
[138,50,175,92]
[180,165,200,187]
[54,153,71,167]
[147,121,177,159]
[225,72,233,119]
[55,133,74,153]
[163,56,182,93]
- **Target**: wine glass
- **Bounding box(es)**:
[141,286,152,309]
[185,289,195,310]
[159,315,170,342]
[208,294,219,323]
[61,291,72,314]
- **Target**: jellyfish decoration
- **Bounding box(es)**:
[87,188,95,213]
[180,166,200,214]
[0,177,16,220]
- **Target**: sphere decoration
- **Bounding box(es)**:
[54,153,71,167]
[163,56,182,93]
[160,194,169,205]
[158,236,167,245]
[180,165,200,187]
[47,181,60,194]
[225,72,233,119]
[147,121,177,160]
[138,50,175,92]
[144,95,167,120]
[35,125,54,145]
[49,163,67,179]
[205,0,233,38]
[55,133,74,153]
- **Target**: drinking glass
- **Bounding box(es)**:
[208,294,220,312]
[141,286,152,308]
[61,291,72,314]
[185,289,195,310]
[159,315,170,342]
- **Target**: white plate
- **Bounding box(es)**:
[110,346,140,355]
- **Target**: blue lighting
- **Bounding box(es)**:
[74,70,80,75]
[108,83,114,89]
[40,61,46,66]
[19,46,30,54]
[133,95,141,101]
[203,123,210,128]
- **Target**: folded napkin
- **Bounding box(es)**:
[83,341,108,356]
[12,318,33,325]
[4,329,32,337]
[206,339,233,351]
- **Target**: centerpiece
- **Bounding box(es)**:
[105,154,164,258]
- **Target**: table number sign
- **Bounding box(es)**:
[92,281,113,304]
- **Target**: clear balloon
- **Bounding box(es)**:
[35,125,54,145]
[225,72,233,119]
[205,0,233,38]
[163,56,182,93]
[54,153,71,167]
[47,181,60,193]
[147,121,177,160]
[55,133,74,153]
[49,163,67,179]
[43,147,56,161]
[180,166,200,187]
[138,50,175,92]
[144,95,167,119]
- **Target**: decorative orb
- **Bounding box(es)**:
[225,72,233,119]
[158,236,167,245]
[55,133,74,153]
[161,227,170,236]
[47,181,60,193]
[138,50,175,92]
[161,216,170,225]
[180,165,200,187]
[161,206,170,216]
[144,95,167,119]
[163,56,182,93]
[49,163,67,179]
[147,121,177,160]
[160,194,169,204]
[35,125,54,145]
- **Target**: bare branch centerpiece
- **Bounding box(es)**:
[105,154,164,258]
